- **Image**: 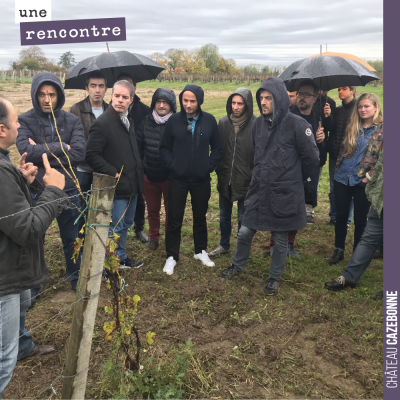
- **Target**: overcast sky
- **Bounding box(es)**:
[0,0,383,69]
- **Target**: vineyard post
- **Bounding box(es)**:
[61,172,116,399]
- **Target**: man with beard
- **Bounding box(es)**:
[209,88,255,257]
[288,91,297,110]
[218,77,319,294]
[137,88,177,251]
[160,85,221,275]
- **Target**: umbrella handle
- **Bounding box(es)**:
[318,122,322,129]
[324,113,328,118]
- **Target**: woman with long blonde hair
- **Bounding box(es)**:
[327,93,383,264]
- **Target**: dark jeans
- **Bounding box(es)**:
[233,226,289,282]
[219,194,245,250]
[166,178,211,261]
[342,207,383,284]
[329,156,354,222]
[334,180,371,251]
[31,190,82,297]
[134,190,146,233]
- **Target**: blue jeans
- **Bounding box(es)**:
[109,196,138,262]
[342,207,383,284]
[219,195,245,250]
[329,156,354,222]
[232,226,289,282]
[0,290,34,398]
[31,190,82,297]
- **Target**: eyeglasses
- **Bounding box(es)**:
[296,92,315,99]
[187,118,193,132]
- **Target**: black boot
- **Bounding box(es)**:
[218,264,241,280]
[327,249,344,265]
[324,276,356,291]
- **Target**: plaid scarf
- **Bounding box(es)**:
[152,109,173,124]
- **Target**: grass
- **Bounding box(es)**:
[3,80,384,400]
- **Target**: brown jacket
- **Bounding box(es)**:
[69,96,108,171]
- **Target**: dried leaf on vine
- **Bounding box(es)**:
[79,224,85,235]
[104,306,113,314]
[71,237,84,263]
[146,331,156,345]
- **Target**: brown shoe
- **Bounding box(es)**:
[26,345,56,358]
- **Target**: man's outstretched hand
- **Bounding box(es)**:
[19,152,38,184]
[42,153,65,190]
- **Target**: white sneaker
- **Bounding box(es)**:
[163,257,176,275]
[194,250,215,267]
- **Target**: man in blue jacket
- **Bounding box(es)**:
[16,72,86,296]
[160,85,222,275]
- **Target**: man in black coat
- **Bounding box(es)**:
[218,77,320,295]
[327,86,356,226]
[116,73,150,244]
[209,87,255,257]
[86,80,144,269]
[16,72,86,294]
[137,88,177,251]
[0,98,68,395]
[159,85,222,275]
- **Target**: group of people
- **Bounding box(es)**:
[0,69,383,396]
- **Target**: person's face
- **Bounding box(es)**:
[155,99,171,116]
[0,102,20,148]
[338,87,355,101]
[37,84,58,113]
[111,85,133,113]
[358,99,377,121]
[259,90,273,115]
[182,91,198,117]
[231,95,246,117]
[86,78,107,104]
[318,90,328,97]
[287,91,297,108]
[297,86,317,111]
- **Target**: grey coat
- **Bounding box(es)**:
[242,77,320,232]
[216,88,256,202]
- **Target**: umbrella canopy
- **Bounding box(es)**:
[278,55,380,92]
[308,52,376,72]
[65,51,164,89]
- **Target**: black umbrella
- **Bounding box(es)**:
[279,55,380,92]
[65,51,164,89]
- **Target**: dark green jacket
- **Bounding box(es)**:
[366,149,383,217]
[0,149,68,297]
[215,88,256,202]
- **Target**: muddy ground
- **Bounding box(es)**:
[1,80,383,399]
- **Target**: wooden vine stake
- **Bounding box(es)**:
[62,173,116,399]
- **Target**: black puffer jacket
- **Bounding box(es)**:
[16,72,86,192]
[137,88,177,182]
[160,85,222,182]
[0,150,68,297]
[216,88,256,202]
[328,97,357,159]
[242,77,320,232]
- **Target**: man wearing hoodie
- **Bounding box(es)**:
[218,77,319,295]
[16,72,86,295]
[160,85,222,275]
[209,88,255,257]
[137,88,177,251]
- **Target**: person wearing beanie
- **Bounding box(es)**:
[209,88,256,257]
[218,77,319,295]
[159,85,222,275]
[137,88,177,251]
